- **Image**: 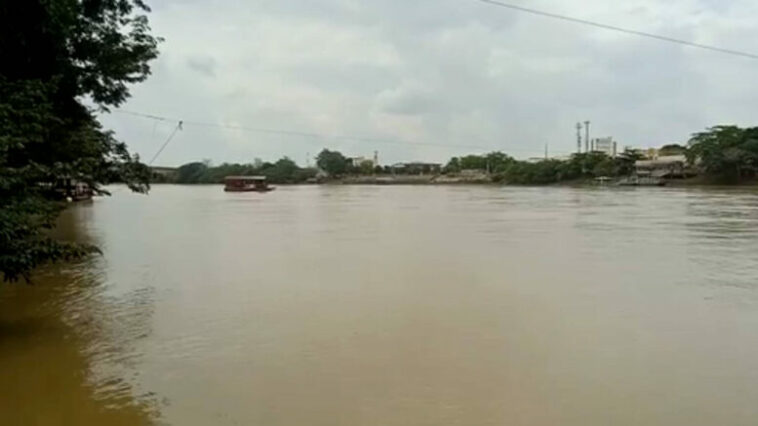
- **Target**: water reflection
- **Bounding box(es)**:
[0,203,159,425]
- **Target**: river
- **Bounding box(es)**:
[2,184,758,425]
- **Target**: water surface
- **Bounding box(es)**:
[3,185,758,425]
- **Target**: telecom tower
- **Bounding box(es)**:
[584,121,590,153]
[576,122,582,153]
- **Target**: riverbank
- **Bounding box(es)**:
[337,173,491,185]
[326,175,758,187]
[154,174,758,188]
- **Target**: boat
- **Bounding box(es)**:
[223,176,275,192]
[617,176,666,186]
[594,176,613,185]
[47,178,94,201]
[67,181,94,201]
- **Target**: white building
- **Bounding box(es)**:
[348,156,372,167]
[594,137,616,156]
[348,151,379,168]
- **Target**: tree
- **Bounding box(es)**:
[502,160,562,184]
[264,157,299,182]
[575,152,609,175]
[358,160,375,175]
[659,144,687,156]
[614,148,643,176]
[444,157,461,174]
[1,1,160,281]
[176,162,209,184]
[592,158,616,177]
[459,155,488,171]
[173,158,316,184]
[316,149,348,177]
[293,167,318,182]
[485,151,516,173]
[446,152,514,173]
[688,126,758,181]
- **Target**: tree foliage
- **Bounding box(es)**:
[316,149,348,177]
[1,0,160,281]
[659,144,687,156]
[357,160,375,175]
[687,126,758,181]
[176,162,210,184]
[172,158,317,184]
[264,157,302,183]
[445,152,514,173]
[489,151,641,184]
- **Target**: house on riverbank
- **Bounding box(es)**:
[635,155,692,179]
[150,166,178,182]
[391,162,442,175]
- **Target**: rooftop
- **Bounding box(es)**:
[224,175,267,181]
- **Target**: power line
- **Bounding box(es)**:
[113,109,571,154]
[148,121,182,165]
[475,0,758,60]
[119,110,175,122]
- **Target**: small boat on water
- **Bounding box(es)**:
[224,176,275,192]
[45,178,94,201]
[617,176,666,187]
[594,176,613,185]
[66,181,94,201]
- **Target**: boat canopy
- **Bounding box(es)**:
[224,176,267,181]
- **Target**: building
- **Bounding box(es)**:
[623,147,660,160]
[635,155,690,178]
[347,152,379,168]
[391,162,442,175]
[594,137,616,156]
[150,166,178,181]
[638,147,660,159]
[347,157,371,167]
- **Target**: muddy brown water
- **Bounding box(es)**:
[2,185,758,425]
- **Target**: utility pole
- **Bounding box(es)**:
[545,143,548,160]
[576,122,582,153]
[306,152,311,168]
[584,120,590,153]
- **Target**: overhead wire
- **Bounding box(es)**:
[475,0,758,60]
[111,3,758,161]
[112,109,572,155]
[148,120,182,165]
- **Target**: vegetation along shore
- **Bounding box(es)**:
[157,125,758,187]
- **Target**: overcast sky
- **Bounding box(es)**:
[98,0,758,166]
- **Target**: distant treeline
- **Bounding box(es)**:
[164,126,758,185]
[166,150,435,184]
[686,126,758,182]
[444,150,642,184]
[451,125,758,184]
[169,158,317,184]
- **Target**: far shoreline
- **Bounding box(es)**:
[145,176,758,189]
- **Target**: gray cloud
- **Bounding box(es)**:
[376,85,436,115]
[186,55,217,77]
[101,0,758,166]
